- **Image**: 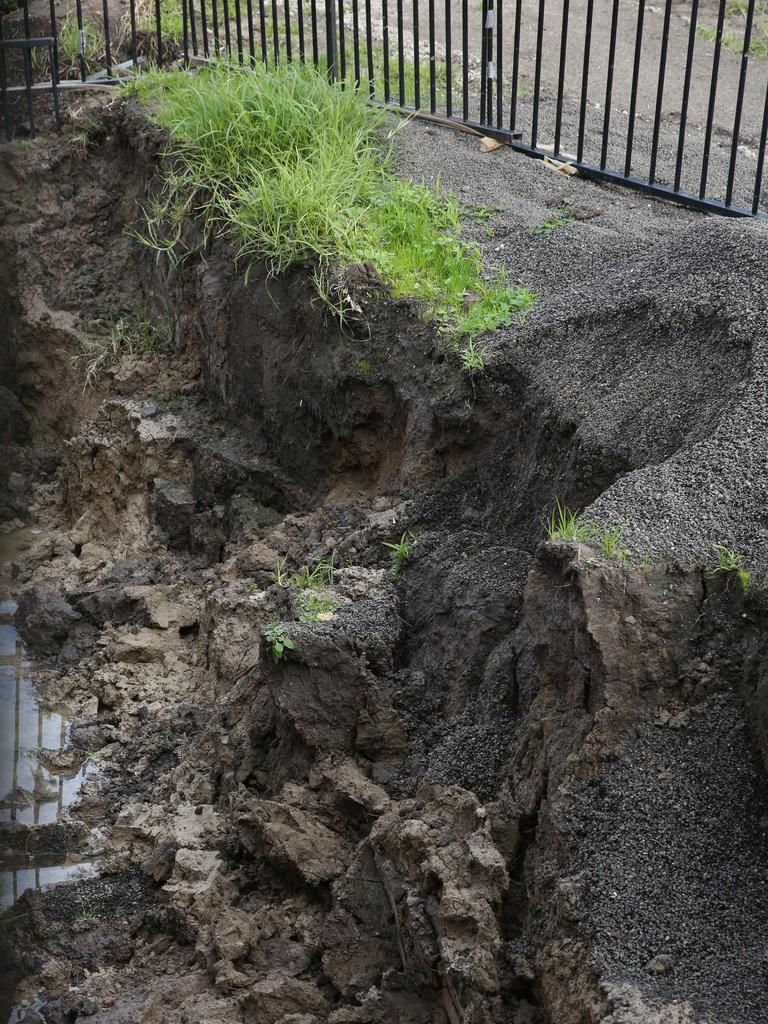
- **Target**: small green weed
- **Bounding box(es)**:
[383,531,416,580]
[638,552,653,573]
[295,590,337,621]
[356,356,372,377]
[292,555,336,590]
[596,525,629,564]
[545,499,594,544]
[531,205,574,237]
[466,202,505,225]
[713,544,751,593]
[545,500,628,563]
[264,622,296,663]
[460,338,485,374]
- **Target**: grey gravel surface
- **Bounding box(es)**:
[571,695,768,1024]
[396,117,768,577]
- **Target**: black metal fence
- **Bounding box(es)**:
[2,0,767,217]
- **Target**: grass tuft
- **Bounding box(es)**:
[713,544,751,593]
[545,500,629,563]
[125,61,535,343]
[383,531,417,579]
[75,314,172,389]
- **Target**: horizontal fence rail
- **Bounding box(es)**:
[1,0,766,217]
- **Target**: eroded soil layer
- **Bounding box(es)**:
[1,97,768,1024]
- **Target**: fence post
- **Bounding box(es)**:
[325,0,337,79]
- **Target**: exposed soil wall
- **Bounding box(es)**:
[2,96,768,1024]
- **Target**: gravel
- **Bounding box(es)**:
[571,695,768,1024]
[395,114,768,577]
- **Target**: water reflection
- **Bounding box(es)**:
[0,532,93,907]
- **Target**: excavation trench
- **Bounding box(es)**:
[1,97,768,1024]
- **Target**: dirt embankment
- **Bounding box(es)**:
[2,97,768,1024]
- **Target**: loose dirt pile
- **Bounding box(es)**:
[1,93,768,1024]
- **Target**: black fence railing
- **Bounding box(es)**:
[1,0,767,217]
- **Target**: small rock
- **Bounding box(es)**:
[646,954,672,975]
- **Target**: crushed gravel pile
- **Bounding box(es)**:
[571,695,768,1024]
[396,121,768,578]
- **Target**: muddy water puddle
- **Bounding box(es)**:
[0,531,98,908]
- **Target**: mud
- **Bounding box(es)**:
[1,93,768,1024]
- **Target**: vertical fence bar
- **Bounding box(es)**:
[674,0,699,191]
[428,0,436,113]
[600,0,620,169]
[0,22,11,141]
[189,0,199,56]
[479,0,488,124]
[325,0,337,78]
[648,0,672,183]
[128,0,139,67]
[271,0,280,63]
[233,0,244,62]
[699,0,727,198]
[201,0,210,58]
[154,0,163,65]
[753,79,768,214]
[284,0,292,61]
[338,0,346,81]
[531,0,545,149]
[74,0,87,81]
[495,0,502,128]
[311,0,319,66]
[297,0,306,61]
[102,0,113,75]
[381,0,390,101]
[624,0,645,177]
[489,0,495,126]
[182,0,190,62]
[47,0,61,128]
[413,0,420,109]
[258,0,267,62]
[397,0,405,104]
[352,0,360,83]
[246,0,255,61]
[445,0,452,116]
[461,0,468,120]
[22,48,35,137]
[222,0,232,55]
[554,0,569,156]
[365,0,374,93]
[48,43,61,129]
[211,0,220,56]
[509,0,521,131]
[725,0,755,206]
[576,0,594,162]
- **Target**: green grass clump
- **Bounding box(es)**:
[713,544,751,593]
[126,61,535,342]
[383,531,416,579]
[545,500,629,563]
[531,204,574,237]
